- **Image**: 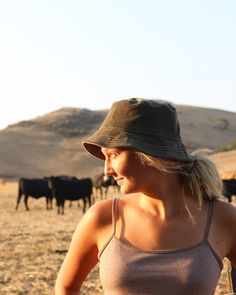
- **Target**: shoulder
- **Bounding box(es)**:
[78,194,134,233]
[84,199,113,220]
[206,200,236,263]
[213,200,236,249]
[214,199,236,224]
[215,200,236,264]
[81,198,114,228]
[84,195,133,225]
[70,198,115,248]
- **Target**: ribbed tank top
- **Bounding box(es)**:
[98,198,223,295]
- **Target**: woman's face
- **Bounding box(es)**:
[101,147,157,194]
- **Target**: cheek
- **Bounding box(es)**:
[116,162,136,177]
[113,152,145,177]
[121,166,144,182]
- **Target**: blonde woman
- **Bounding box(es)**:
[55,98,236,295]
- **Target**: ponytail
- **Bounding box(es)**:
[186,150,224,208]
[136,149,224,209]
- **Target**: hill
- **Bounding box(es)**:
[0,105,235,180]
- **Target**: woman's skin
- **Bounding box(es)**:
[55,148,236,295]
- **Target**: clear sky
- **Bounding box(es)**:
[0,0,235,130]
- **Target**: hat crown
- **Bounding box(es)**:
[101,98,181,139]
[82,98,195,162]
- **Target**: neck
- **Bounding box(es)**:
[137,173,194,220]
[139,195,189,219]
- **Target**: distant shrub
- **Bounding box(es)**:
[44,110,106,137]
[48,125,88,137]
[216,118,230,130]
[10,120,37,128]
[7,108,107,138]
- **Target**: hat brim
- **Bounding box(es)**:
[82,127,196,162]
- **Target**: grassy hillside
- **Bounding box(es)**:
[0,105,235,180]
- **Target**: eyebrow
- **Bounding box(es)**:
[101,147,123,154]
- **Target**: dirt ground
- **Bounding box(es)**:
[0,182,235,295]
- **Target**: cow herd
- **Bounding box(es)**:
[222,179,236,203]
[14,176,236,215]
[15,174,120,214]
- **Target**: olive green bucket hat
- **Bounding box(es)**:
[82,98,196,162]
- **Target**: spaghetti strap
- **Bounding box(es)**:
[98,197,119,259]
[204,200,214,240]
[112,197,119,235]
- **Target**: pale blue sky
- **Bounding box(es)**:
[0,0,235,130]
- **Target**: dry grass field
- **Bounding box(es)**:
[0,181,235,295]
[0,182,103,295]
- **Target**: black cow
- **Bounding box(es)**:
[47,176,92,214]
[16,178,53,211]
[93,173,120,199]
[222,179,236,203]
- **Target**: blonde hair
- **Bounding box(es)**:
[135,149,224,210]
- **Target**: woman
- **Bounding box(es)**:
[55,98,236,295]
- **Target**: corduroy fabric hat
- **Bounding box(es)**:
[82,98,196,162]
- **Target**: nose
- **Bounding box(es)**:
[104,159,114,176]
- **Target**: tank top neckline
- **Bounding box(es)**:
[110,196,214,254]
[98,197,219,262]
[99,198,223,295]
[113,235,209,254]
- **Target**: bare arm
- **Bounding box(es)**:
[225,203,236,267]
[55,199,112,295]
